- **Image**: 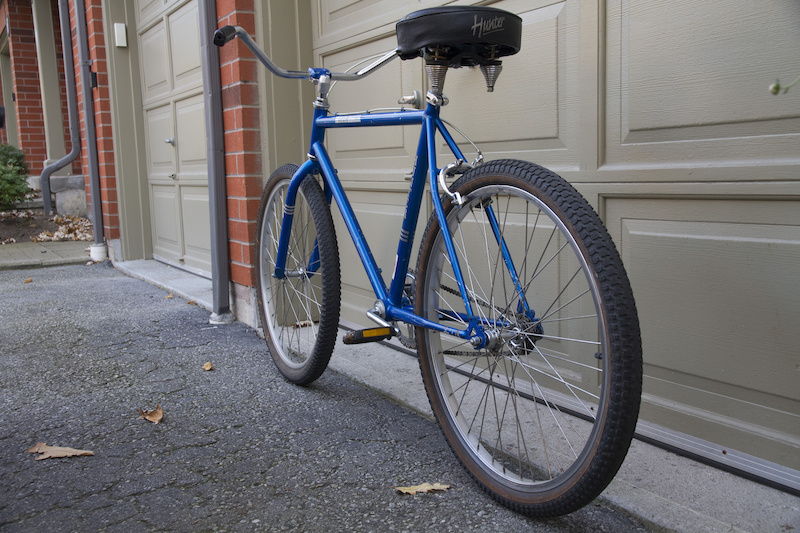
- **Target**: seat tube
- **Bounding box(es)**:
[425,113,475,320]
[388,125,429,306]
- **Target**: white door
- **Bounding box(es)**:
[137,0,211,276]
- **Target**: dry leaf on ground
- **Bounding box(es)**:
[395,482,451,495]
[27,442,94,460]
[23,276,32,284]
[202,362,214,371]
[139,404,164,424]
[187,300,197,306]
[33,214,93,242]
[163,294,173,299]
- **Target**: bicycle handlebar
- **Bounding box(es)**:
[213,25,398,82]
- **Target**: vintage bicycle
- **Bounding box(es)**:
[214,6,642,517]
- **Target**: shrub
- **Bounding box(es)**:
[0,144,30,211]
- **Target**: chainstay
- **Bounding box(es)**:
[440,283,508,317]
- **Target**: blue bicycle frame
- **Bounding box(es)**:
[270,71,528,347]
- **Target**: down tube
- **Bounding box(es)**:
[310,141,390,302]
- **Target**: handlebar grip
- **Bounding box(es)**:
[213,25,237,47]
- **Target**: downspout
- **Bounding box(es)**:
[199,0,233,324]
[74,0,107,261]
[40,0,81,218]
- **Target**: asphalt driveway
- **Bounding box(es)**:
[0,262,649,532]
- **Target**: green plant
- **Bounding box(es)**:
[0,144,30,211]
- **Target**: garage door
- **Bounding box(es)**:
[137,0,211,276]
[307,0,800,487]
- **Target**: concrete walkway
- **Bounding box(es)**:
[0,241,89,270]
[1,247,798,532]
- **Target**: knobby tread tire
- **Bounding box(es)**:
[414,159,642,516]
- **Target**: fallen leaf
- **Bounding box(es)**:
[27,442,94,460]
[395,482,450,495]
[164,294,173,299]
[23,276,33,284]
[202,362,214,371]
[139,404,164,424]
[187,300,197,306]
[33,214,93,242]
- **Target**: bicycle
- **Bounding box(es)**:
[214,5,642,517]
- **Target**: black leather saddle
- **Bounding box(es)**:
[396,6,522,66]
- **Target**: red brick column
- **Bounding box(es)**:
[5,0,46,174]
[217,0,261,288]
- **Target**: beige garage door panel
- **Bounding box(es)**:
[168,2,202,93]
[135,0,165,23]
[140,20,170,102]
[150,185,180,257]
[445,2,565,152]
[607,197,800,468]
[180,186,212,271]
[145,104,174,175]
[314,0,414,49]
[606,0,800,167]
[175,94,208,179]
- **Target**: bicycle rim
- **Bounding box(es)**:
[416,160,641,515]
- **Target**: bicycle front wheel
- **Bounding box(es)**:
[415,159,642,516]
[255,164,341,385]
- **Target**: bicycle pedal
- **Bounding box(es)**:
[342,327,394,345]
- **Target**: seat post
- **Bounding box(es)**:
[426,63,448,96]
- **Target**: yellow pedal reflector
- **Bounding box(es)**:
[342,327,393,345]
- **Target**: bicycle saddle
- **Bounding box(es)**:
[396,6,522,67]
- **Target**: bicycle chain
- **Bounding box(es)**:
[439,284,510,319]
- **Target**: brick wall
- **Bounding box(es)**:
[217,0,261,288]
[5,0,46,174]
[0,0,72,173]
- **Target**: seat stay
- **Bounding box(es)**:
[425,113,477,328]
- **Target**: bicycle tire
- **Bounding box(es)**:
[255,164,341,385]
[415,159,642,516]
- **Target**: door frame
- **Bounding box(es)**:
[103,0,152,262]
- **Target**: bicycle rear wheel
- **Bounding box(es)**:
[255,164,341,385]
[415,159,642,516]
